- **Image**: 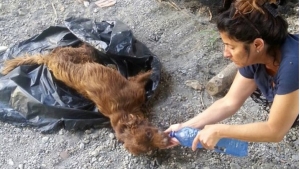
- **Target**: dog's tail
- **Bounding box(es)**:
[1,54,47,75]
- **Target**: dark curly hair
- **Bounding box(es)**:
[216,1,288,61]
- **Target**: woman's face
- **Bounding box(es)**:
[219,31,257,68]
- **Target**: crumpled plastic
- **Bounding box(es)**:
[0,17,161,133]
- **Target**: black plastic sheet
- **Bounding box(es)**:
[0,17,161,133]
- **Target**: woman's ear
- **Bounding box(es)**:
[253,38,265,52]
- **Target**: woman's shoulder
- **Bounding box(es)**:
[279,34,299,74]
[276,35,299,95]
[285,34,299,44]
[238,64,260,78]
[281,34,299,59]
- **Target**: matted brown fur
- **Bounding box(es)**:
[1,44,169,155]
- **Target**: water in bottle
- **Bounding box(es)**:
[169,127,248,157]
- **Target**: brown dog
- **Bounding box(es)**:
[1,44,169,155]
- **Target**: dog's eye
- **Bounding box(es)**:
[146,130,152,139]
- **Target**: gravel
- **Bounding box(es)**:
[0,0,298,168]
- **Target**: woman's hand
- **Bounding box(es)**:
[164,123,184,148]
[191,124,222,151]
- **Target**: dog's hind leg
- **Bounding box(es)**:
[1,54,47,75]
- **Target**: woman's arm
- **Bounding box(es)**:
[181,71,257,129]
[218,89,299,142]
[165,72,256,138]
[192,89,299,150]
[165,71,257,147]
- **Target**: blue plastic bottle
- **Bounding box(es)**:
[169,127,248,157]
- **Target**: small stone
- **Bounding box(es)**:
[96,146,104,151]
[79,143,85,149]
[17,9,26,16]
[91,133,99,139]
[230,163,241,169]
[292,154,299,161]
[7,159,14,165]
[90,150,100,157]
[0,46,8,52]
[94,8,98,13]
[109,133,115,139]
[42,137,49,144]
[60,151,69,159]
[83,139,90,144]
[58,129,64,135]
[85,130,92,134]
[83,1,90,7]
[91,157,97,163]
[185,80,203,90]
[60,6,65,12]
[18,163,24,169]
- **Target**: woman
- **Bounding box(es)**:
[165,0,299,151]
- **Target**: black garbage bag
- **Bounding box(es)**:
[0,17,161,133]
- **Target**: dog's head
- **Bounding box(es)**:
[115,114,170,155]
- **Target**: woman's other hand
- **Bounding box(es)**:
[192,124,223,151]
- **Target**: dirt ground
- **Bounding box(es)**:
[0,0,299,169]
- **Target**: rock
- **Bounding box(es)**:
[41,137,49,144]
[259,163,274,168]
[60,151,69,159]
[109,133,115,139]
[91,133,99,139]
[7,159,14,165]
[58,129,64,135]
[90,147,101,157]
[90,150,99,157]
[185,80,203,90]
[85,130,92,134]
[0,46,7,52]
[18,163,24,169]
[60,6,65,12]
[83,139,90,144]
[79,143,85,149]
[83,1,90,7]
[292,155,299,161]
[230,163,241,169]
[91,157,97,163]
[17,9,26,16]
[98,156,104,161]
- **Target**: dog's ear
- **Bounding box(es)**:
[126,114,143,129]
[115,114,139,138]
